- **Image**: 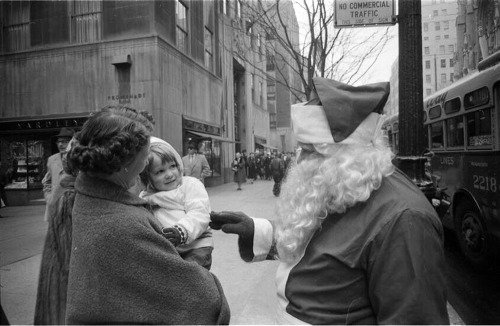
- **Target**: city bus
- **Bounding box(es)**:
[382,113,399,154]
[423,51,500,269]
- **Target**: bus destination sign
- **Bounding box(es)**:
[334,0,396,28]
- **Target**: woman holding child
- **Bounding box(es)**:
[65,106,229,324]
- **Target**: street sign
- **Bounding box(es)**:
[334,0,396,28]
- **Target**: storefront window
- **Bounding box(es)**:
[4,139,46,189]
[198,139,221,177]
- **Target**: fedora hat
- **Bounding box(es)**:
[53,127,75,139]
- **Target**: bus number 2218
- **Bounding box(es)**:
[473,175,498,192]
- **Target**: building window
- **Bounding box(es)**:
[435,22,440,31]
[251,73,255,102]
[444,34,449,39]
[433,10,438,16]
[424,47,430,55]
[2,1,30,52]
[441,73,446,84]
[441,59,446,68]
[259,81,263,106]
[426,89,432,96]
[424,36,429,41]
[235,0,241,19]
[266,52,275,71]
[443,20,449,30]
[3,138,47,190]
[204,27,213,72]
[176,0,189,54]
[450,73,454,82]
[71,0,102,43]
[426,74,432,83]
[449,58,454,67]
[436,35,441,40]
[442,9,447,15]
[423,23,429,32]
[439,45,445,54]
[448,44,454,53]
[425,60,431,69]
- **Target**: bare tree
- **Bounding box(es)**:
[235,0,394,101]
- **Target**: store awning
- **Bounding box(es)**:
[188,131,240,143]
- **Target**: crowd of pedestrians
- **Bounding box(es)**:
[27,77,450,325]
[231,150,295,194]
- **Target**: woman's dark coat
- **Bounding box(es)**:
[65,173,230,325]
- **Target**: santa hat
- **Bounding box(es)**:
[292,78,390,146]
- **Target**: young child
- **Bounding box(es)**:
[139,141,214,270]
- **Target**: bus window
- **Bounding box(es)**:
[430,122,444,149]
[429,105,442,119]
[464,87,489,110]
[444,97,461,114]
[446,116,465,147]
[466,108,493,147]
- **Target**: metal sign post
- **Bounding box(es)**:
[334,0,437,203]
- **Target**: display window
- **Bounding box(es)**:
[2,138,48,190]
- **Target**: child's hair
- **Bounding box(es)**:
[140,142,183,191]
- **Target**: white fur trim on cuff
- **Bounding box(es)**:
[251,217,275,262]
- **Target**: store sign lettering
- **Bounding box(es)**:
[0,117,87,131]
[107,93,146,103]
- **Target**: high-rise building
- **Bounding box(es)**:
[262,0,301,153]
[454,0,500,79]
[421,0,459,97]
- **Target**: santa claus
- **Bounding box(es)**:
[211,77,449,325]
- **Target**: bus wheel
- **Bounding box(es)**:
[454,201,491,270]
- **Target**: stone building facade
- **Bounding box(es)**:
[0,0,270,205]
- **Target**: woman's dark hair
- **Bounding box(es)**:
[67,106,154,175]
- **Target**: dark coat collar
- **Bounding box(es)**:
[75,173,148,207]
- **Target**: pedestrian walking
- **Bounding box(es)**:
[0,161,7,216]
[241,149,249,178]
[139,141,214,270]
[232,152,246,190]
[247,152,257,184]
[34,136,78,325]
[263,153,271,180]
[65,106,229,324]
[211,78,449,324]
[42,127,74,221]
[181,141,211,185]
[269,153,285,196]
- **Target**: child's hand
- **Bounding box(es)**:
[161,226,184,246]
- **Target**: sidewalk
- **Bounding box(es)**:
[0,179,464,325]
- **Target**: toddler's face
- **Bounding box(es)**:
[149,154,181,191]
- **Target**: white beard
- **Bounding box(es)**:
[275,139,395,263]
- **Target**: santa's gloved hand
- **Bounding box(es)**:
[210,211,254,240]
[161,226,185,247]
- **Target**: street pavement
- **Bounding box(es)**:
[1,178,464,325]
